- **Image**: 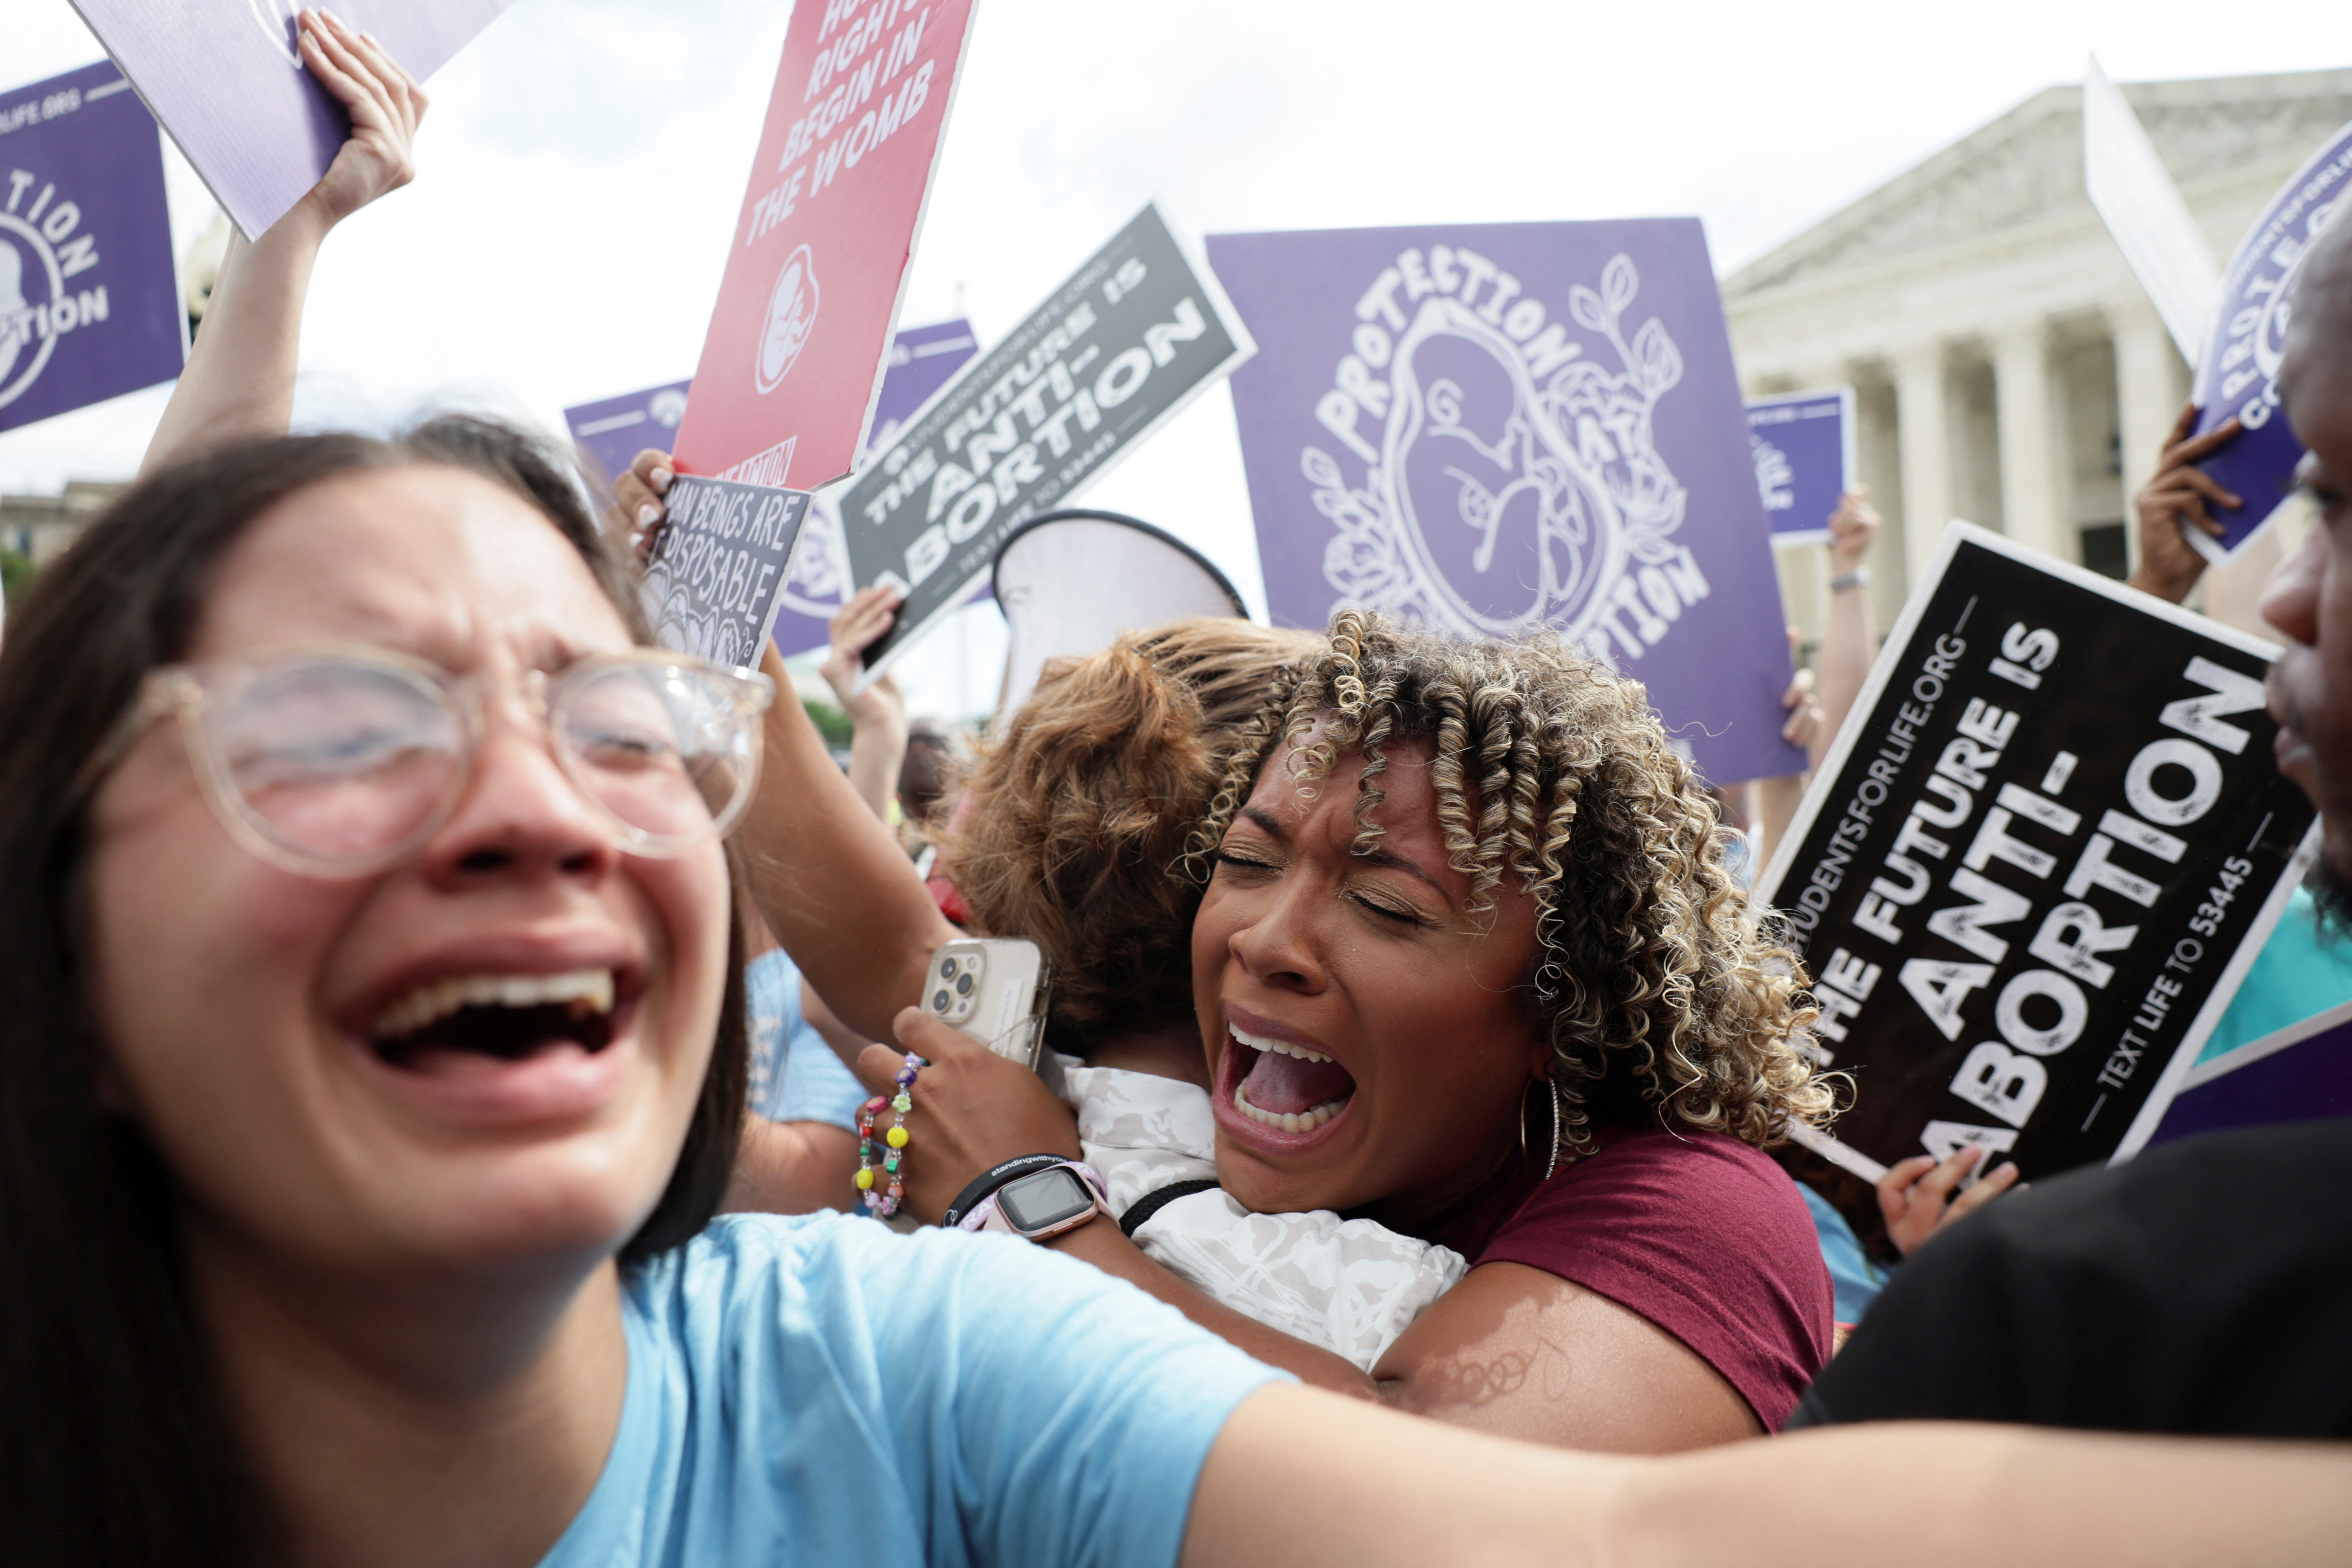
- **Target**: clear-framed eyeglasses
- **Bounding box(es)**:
[108,643,775,877]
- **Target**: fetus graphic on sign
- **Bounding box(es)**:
[756,245,818,394]
[1308,254,1688,650]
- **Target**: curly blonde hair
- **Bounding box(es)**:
[1190,608,1832,1163]
[941,618,1321,1050]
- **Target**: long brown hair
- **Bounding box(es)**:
[0,418,746,1565]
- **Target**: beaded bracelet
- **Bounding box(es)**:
[854,1051,925,1217]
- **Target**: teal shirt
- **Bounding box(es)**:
[2198,887,2352,1065]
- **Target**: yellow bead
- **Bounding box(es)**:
[854,1168,875,1190]
[885,1126,910,1149]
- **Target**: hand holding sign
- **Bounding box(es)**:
[290,9,426,229]
[2129,404,2244,605]
[137,15,431,474]
[1826,487,1882,573]
[1876,1144,2021,1255]
[819,585,905,728]
[609,448,680,566]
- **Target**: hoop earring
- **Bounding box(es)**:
[1521,1075,1562,1182]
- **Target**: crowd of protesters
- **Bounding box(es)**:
[1,12,2349,1566]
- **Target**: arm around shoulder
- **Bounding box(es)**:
[1372,1259,1763,1450]
[1184,1389,2352,1568]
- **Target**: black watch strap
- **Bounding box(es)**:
[943,1154,1069,1229]
[1118,1177,1222,1238]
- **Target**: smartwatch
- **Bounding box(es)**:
[954,1160,1107,1242]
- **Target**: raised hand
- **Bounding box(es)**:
[1825,487,1882,573]
[139,10,430,476]
[2127,402,2244,605]
[612,448,677,567]
[819,585,908,725]
[294,9,428,228]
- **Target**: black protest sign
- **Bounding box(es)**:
[1755,525,2317,1181]
[833,201,1255,674]
[640,475,811,670]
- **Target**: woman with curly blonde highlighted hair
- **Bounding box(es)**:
[853,606,1837,1452]
[1189,608,1834,1166]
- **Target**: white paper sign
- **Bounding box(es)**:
[2083,54,2221,369]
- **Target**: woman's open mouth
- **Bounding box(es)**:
[354,967,636,1123]
[1214,1009,1358,1150]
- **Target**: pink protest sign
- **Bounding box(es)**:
[671,0,976,492]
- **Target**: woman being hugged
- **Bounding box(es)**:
[883,608,1838,1449]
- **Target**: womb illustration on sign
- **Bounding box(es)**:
[1310,252,1688,645]
[1214,219,1802,785]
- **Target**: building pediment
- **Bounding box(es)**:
[1727,68,2352,300]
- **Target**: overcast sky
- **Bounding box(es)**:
[3,0,2344,712]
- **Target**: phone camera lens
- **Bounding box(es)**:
[939,958,956,979]
[932,990,951,1011]
[954,973,974,995]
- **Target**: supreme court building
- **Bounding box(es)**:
[1727,67,2352,644]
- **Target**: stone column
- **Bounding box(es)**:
[2110,304,2191,575]
[1893,344,1953,585]
[1992,321,2062,559]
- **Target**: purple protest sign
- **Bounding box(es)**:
[2186,118,2352,562]
[571,320,979,657]
[0,61,184,434]
[1746,387,1853,547]
[565,381,693,494]
[778,315,981,653]
[67,0,514,240]
[2148,1001,2352,1148]
[866,316,976,456]
[1210,219,1803,785]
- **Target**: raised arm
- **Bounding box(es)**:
[1813,487,1882,762]
[818,585,913,820]
[142,10,425,474]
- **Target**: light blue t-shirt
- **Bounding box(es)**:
[746,948,869,1130]
[1797,1182,1889,1324]
[541,1213,1287,1568]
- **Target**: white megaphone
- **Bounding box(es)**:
[990,508,1249,723]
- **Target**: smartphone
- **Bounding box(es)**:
[924,938,1058,1090]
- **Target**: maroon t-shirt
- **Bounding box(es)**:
[1410,1127,1832,1430]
